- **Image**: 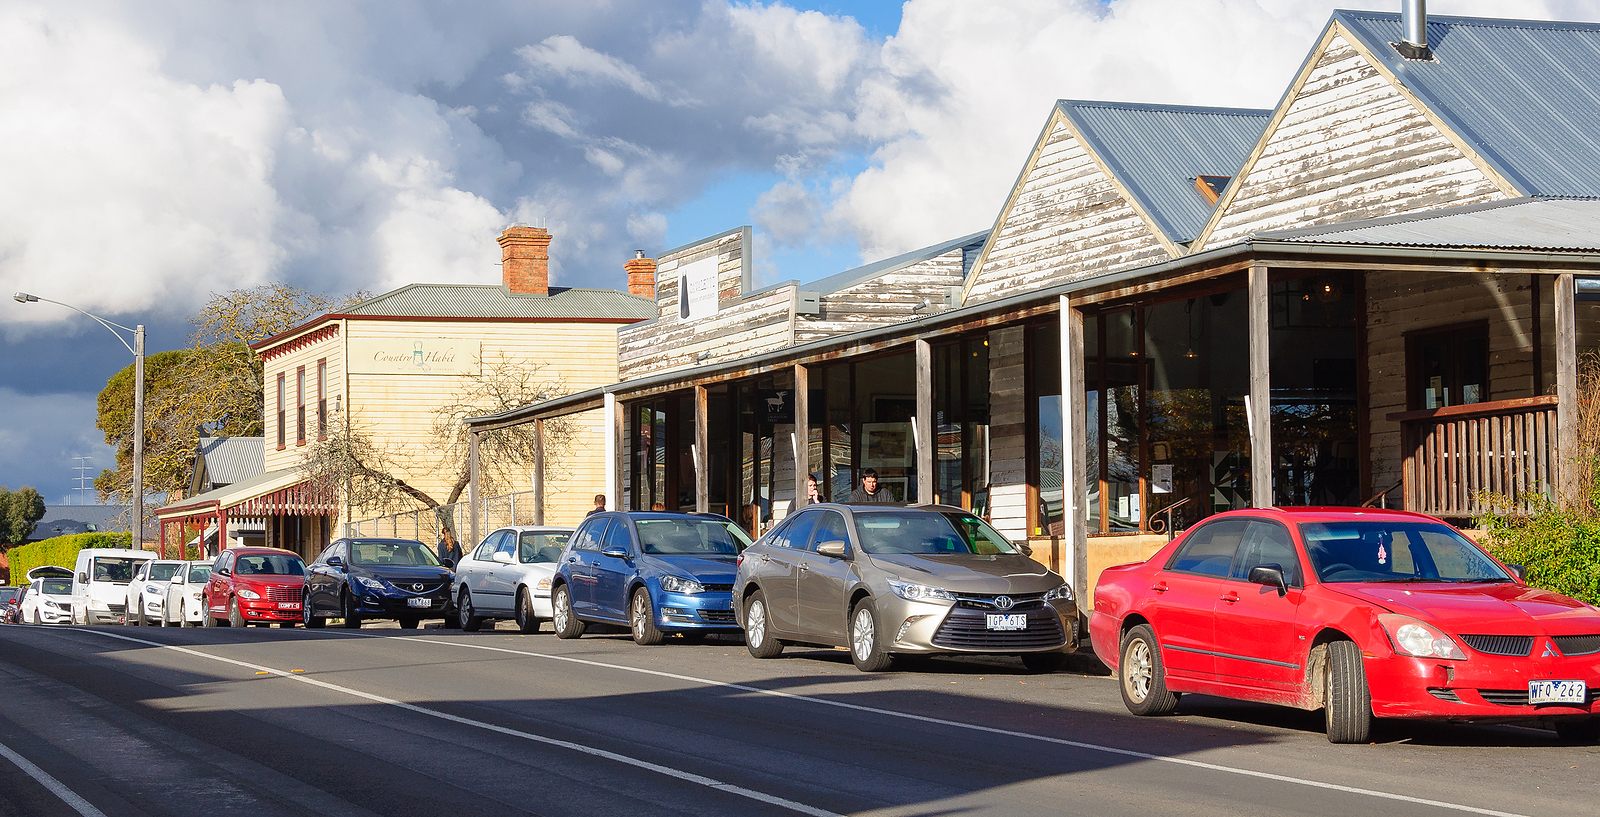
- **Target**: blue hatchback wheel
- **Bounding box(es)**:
[630,587,665,646]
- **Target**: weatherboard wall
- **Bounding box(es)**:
[1200,33,1507,250]
[793,248,968,343]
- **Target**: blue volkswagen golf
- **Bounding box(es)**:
[552,512,752,644]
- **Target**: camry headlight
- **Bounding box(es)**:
[1043,584,1075,603]
[659,576,704,594]
[887,579,957,602]
[236,588,261,600]
[356,576,386,591]
[1379,614,1465,660]
[535,577,552,591]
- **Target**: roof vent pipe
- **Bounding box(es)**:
[1392,0,1433,61]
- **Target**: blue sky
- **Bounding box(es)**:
[2,0,1594,506]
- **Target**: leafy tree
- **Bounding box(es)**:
[94,284,369,504]
[0,487,46,545]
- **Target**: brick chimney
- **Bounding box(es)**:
[624,250,657,299]
[499,223,551,296]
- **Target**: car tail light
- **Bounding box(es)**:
[736,554,744,568]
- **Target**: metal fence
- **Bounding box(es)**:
[345,489,544,544]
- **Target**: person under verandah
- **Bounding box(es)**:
[849,468,894,503]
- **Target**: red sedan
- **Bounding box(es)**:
[202,547,306,628]
[1090,507,1600,743]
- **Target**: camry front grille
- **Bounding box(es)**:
[954,592,1046,611]
[1554,635,1600,656]
[931,606,1065,650]
[1460,635,1534,657]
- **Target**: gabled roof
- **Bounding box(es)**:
[1335,10,1600,198]
[342,283,655,321]
[1257,197,1600,251]
[194,437,265,488]
[803,230,989,296]
[1057,101,1270,244]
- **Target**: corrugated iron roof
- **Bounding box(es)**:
[343,284,655,320]
[1257,197,1600,250]
[1336,10,1600,198]
[1059,100,1270,244]
[196,437,265,487]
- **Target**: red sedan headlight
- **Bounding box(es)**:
[1378,613,1466,660]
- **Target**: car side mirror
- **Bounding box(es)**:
[601,546,631,560]
[816,540,848,558]
[326,556,343,568]
[492,551,514,565]
[1506,563,1526,582]
[440,558,455,570]
[77,573,88,584]
[1248,564,1289,597]
[1017,542,1033,557]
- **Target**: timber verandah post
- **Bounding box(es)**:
[915,339,934,504]
[604,392,621,511]
[695,386,710,514]
[1061,297,1089,602]
[1556,272,1579,502]
[468,430,480,552]
[794,364,810,509]
[1248,264,1273,509]
[533,418,545,526]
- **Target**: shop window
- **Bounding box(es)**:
[1407,322,1489,410]
[855,353,916,502]
[1027,324,1064,536]
[934,336,991,513]
[1270,271,1360,506]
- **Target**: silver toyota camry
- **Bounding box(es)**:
[734,503,1079,672]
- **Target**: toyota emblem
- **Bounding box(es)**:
[993,595,1014,611]
[411,583,425,592]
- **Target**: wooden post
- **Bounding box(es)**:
[1556,273,1578,502]
[533,418,546,526]
[915,338,934,504]
[217,506,228,554]
[1062,297,1090,602]
[468,430,480,549]
[695,385,710,513]
[794,364,810,509]
[605,392,621,511]
[1249,264,1273,509]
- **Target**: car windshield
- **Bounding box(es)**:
[148,563,181,582]
[234,554,306,576]
[518,532,571,563]
[92,557,143,584]
[1300,521,1512,584]
[348,541,440,567]
[186,565,212,584]
[635,519,744,556]
[0,588,17,602]
[42,579,72,595]
[855,511,1020,555]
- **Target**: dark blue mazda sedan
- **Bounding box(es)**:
[552,512,752,645]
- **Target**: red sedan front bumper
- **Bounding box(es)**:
[1366,652,1599,721]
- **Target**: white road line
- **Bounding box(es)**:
[0,739,110,817]
[369,632,1534,817]
[78,630,838,817]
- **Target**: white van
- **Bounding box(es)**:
[71,548,155,625]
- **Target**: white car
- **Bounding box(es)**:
[453,526,572,633]
[160,561,213,627]
[124,559,185,626]
[21,566,74,625]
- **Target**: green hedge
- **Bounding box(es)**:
[6,533,134,586]
[1477,497,1600,607]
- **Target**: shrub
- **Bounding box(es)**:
[6,533,134,586]
[1477,495,1600,607]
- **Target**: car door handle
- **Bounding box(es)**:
[760,554,771,562]
[1220,592,1239,603]
[1150,582,1169,593]
[566,557,577,563]
[798,563,809,573]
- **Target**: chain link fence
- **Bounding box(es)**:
[345,488,544,544]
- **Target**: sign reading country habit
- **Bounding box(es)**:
[677,253,720,321]
[348,338,481,375]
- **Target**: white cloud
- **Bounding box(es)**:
[517,34,668,102]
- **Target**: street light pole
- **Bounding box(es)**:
[14,292,147,550]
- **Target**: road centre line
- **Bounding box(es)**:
[0,737,110,817]
[370,632,1532,817]
[77,629,839,817]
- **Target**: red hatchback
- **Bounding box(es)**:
[203,547,306,628]
[1090,507,1600,743]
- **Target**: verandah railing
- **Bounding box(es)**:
[1389,395,1557,519]
[346,488,542,544]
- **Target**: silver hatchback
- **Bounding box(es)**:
[734,504,1079,672]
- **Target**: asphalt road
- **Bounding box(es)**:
[0,620,1593,817]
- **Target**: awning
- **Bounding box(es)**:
[155,468,335,520]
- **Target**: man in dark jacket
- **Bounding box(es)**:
[848,469,894,503]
